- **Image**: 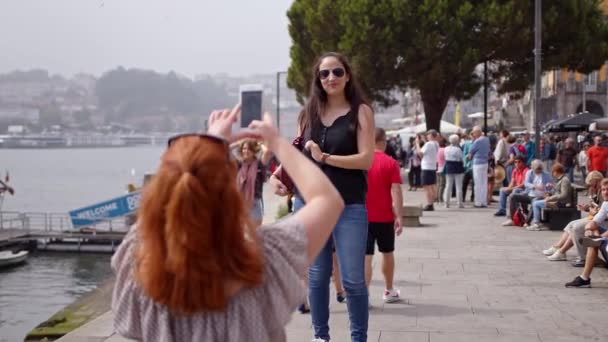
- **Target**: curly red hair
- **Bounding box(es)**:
[135,136,263,314]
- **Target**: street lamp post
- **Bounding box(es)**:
[276,71,288,134]
[483,61,488,135]
[533,0,542,158]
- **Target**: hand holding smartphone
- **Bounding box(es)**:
[239,84,263,128]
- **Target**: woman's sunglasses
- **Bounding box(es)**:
[167,133,232,160]
[319,67,345,80]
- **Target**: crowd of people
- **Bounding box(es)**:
[107,50,608,342]
[398,126,608,288]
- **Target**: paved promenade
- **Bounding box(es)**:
[58,185,608,342]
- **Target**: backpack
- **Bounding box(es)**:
[512,204,530,227]
[512,144,526,158]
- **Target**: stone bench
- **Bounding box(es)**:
[402,205,423,227]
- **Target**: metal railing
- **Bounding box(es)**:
[0,211,131,232]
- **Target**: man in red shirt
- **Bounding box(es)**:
[586,135,608,176]
[494,155,528,217]
[365,128,404,303]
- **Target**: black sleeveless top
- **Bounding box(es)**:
[302,111,367,204]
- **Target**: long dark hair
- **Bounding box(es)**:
[298,52,370,133]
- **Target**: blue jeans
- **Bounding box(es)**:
[565,166,575,183]
[532,199,545,223]
[498,188,509,213]
[498,188,523,213]
[294,197,369,342]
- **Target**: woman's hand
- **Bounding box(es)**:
[247,112,280,150]
[305,140,323,162]
[207,104,242,142]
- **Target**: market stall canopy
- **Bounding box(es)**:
[542,112,602,132]
[414,120,463,134]
[589,117,608,131]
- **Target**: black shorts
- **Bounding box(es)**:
[366,222,395,255]
[421,170,437,185]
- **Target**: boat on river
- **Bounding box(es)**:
[0,250,29,268]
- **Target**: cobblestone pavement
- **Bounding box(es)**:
[59,184,608,342]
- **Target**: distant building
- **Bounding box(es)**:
[0,106,40,124]
[538,0,608,123]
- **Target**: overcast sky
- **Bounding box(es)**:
[0,0,294,77]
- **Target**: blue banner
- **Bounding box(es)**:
[69,192,142,228]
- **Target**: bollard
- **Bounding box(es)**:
[402,205,423,227]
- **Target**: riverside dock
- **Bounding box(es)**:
[0,211,127,252]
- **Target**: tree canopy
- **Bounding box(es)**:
[287,0,608,131]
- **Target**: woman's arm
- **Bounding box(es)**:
[524,170,535,190]
[322,104,375,171]
[546,178,570,202]
[259,144,272,165]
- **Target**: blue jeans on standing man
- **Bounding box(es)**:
[294,197,369,342]
[565,166,575,183]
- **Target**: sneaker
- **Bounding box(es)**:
[526,223,548,231]
[571,259,586,267]
[547,251,567,261]
[445,203,450,208]
[336,292,346,303]
[579,236,605,248]
[423,204,434,211]
[312,339,328,342]
[382,288,401,303]
[502,219,514,226]
[565,276,591,288]
[298,303,310,314]
[542,246,559,256]
[494,210,506,217]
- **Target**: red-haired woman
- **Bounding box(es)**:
[111,106,345,341]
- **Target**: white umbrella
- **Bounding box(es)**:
[467,112,485,119]
[414,120,463,134]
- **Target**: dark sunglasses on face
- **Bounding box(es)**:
[319,67,345,80]
[167,133,232,160]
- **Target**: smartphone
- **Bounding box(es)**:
[239,84,263,128]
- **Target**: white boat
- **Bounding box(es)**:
[0,250,29,268]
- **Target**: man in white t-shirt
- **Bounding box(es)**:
[416,129,439,211]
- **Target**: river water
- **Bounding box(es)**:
[0,146,165,341]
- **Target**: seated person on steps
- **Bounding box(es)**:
[542,171,604,264]
[502,159,553,226]
[494,155,528,217]
[527,163,574,231]
[565,178,608,288]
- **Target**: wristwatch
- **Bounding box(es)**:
[321,153,330,164]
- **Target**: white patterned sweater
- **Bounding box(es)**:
[111,217,307,342]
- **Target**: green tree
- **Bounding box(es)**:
[287,0,608,131]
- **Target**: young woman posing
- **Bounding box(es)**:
[271,52,374,342]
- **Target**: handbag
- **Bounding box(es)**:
[512,204,530,227]
[276,136,304,194]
